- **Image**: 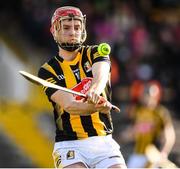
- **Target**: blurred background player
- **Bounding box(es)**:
[123,80,176,168]
[38,6,126,168]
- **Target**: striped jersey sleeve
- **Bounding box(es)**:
[38,67,58,99]
[88,45,111,64]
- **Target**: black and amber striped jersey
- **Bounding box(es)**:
[132,105,172,154]
[38,45,113,142]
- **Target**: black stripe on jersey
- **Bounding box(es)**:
[49,57,66,87]
[93,57,111,64]
[99,113,113,134]
[61,111,77,140]
[80,116,98,137]
[70,64,81,83]
[51,101,65,142]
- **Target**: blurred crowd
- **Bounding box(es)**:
[0,0,180,167]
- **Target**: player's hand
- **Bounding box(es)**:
[95,99,112,114]
[94,96,120,113]
[86,90,101,105]
[85,91,120,113]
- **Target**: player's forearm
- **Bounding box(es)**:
[90,62,110,94]
[51,91,97,115]
[90,75,108,95]
[64,100,98,115]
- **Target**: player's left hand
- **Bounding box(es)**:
[86,90,102,105]
[85,91,120,113]
[95,98,112,114]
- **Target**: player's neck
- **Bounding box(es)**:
[58,48,78,61]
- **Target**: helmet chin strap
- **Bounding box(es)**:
[57,42,81,52]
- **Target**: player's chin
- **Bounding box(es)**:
[69,40,79,44]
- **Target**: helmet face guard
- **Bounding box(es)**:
[50,6,86,51]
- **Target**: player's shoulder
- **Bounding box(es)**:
[39,56,56,69]
[81,45,98,52]
[80,45,100,60]
[46,56,58,66]
[38,56,57,76]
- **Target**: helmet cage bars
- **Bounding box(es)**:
[50,6,86,51]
